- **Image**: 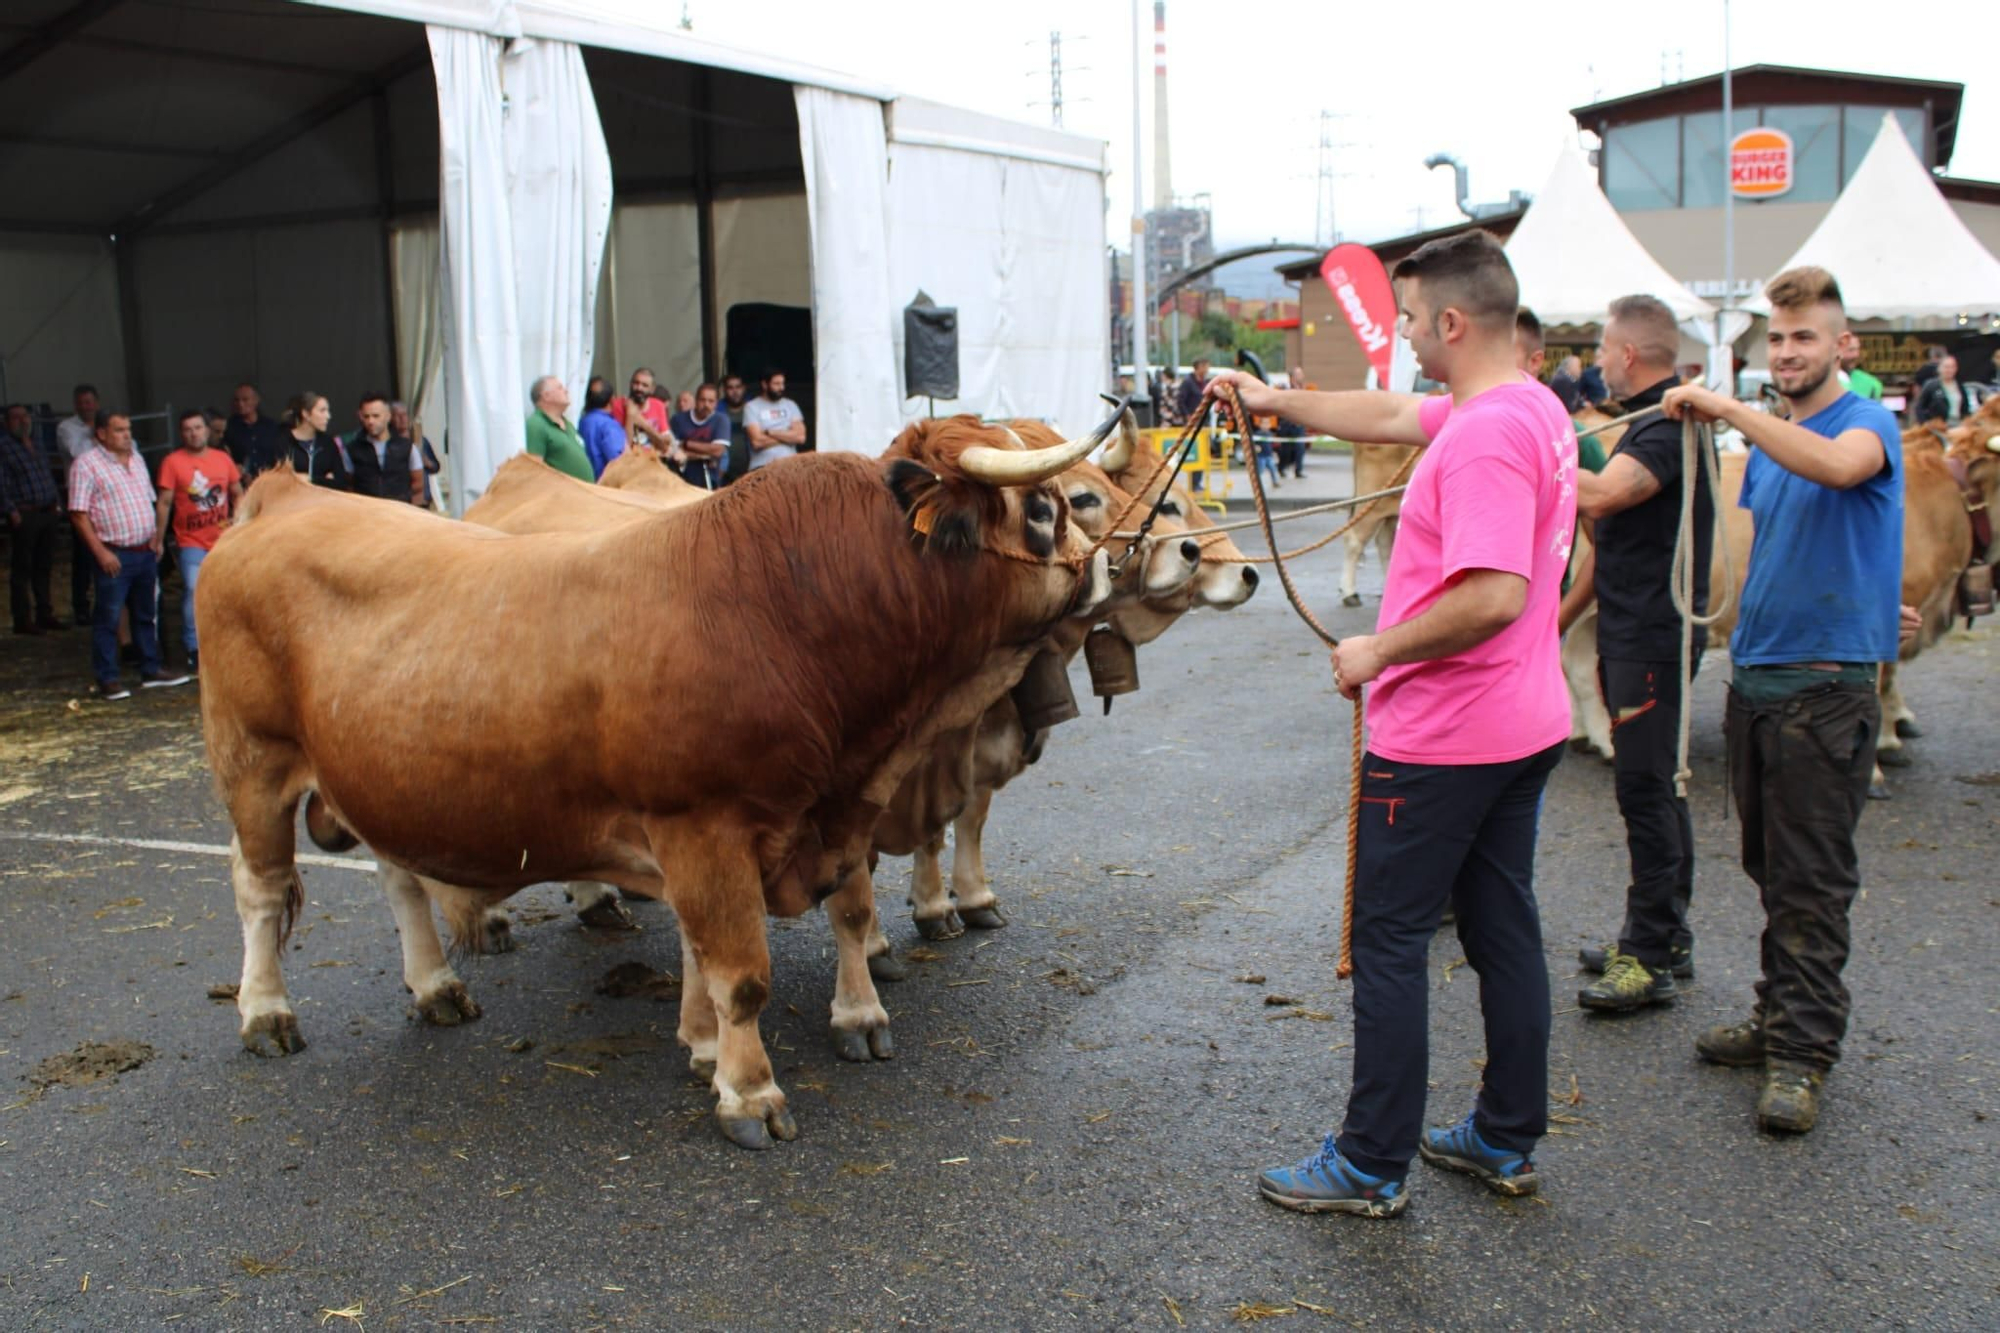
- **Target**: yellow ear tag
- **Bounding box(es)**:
[911,500,938,536]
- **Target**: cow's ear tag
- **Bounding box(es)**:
[911,501,938,536]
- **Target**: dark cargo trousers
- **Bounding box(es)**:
[1600,656,1699,969]
[1334,741,1563,1180]
[1724,682,1879,1071]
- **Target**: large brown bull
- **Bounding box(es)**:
[197,416,1118,1149]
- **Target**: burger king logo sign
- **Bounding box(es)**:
[1730,127,1794,199]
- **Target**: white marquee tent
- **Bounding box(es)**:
[0,0,1110,509]
[1744,112,2000,321]
[1504,145,1746,383]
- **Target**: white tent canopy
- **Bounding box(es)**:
[0,0,1109,509]
[1505,145,1744,388]
[1744,112,2000,321]
[1506,145,1720,332]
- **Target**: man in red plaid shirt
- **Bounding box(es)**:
[68,411,188,700]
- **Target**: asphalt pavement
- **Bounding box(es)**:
[1,512,1995,1330]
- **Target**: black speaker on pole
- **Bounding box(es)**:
[904,291,959,409]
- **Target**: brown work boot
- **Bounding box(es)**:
[1757,1060,1824,1134]
[1695,1019,1766,1067]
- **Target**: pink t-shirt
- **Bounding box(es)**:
[1367,380,1578,765]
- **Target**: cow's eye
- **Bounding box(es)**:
[1156,499,1181,517]
[1026,494,1054,523]
[1068,492,1101,509]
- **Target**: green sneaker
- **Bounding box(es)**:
[1757,1060,1824,1133]
[1695,1019,1767,1067]
[1578,951,1676,1012]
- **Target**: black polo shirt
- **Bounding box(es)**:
[224,414,289,480]
[1594,376,1713,661]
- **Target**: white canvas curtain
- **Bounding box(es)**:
[428,24,611,511]
[884,145,1108,434]
[390,220,443,422]
[430,25,520,512]
[504,37,613,406]
[794,86,902,454]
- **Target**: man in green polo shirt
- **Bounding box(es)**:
[526,376,593,481]
[1838,337,1882,401]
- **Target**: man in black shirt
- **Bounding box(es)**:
[1561,294,1714,1012]
[223,382,289,481]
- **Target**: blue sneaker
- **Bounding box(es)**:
[1419,1112,1538,1196]
[1257,1136,1407,1218]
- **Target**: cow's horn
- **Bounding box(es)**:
[1097,407,1140,473]
[959,404,1122,487]
[1985,433,2000,453]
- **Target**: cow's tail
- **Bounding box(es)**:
[302,791,359,853]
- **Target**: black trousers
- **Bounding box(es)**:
[1600,655,1699,967]
[69,525,93,620]
[1724,683,1878,1070]
[1335,741,1563,1180]
[10,506,61,627]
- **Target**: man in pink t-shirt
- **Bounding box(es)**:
[1220,230,1575,1220]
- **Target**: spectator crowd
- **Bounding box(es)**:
[3,363,806,698]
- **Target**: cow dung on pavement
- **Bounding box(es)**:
[26,1040,155,1096]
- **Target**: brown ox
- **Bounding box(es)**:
[598,446,710,503]
[871,419,1259,951]
[1339,442,1417,607]
[197,416,1116,1149]
[462,434,1202,987]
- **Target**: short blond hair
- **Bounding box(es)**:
[1764,266,1844,316]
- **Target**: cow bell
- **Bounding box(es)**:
[1083,626,1140,715]
[1011,648,1080,732]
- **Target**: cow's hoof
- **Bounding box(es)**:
[1341,593,1363,608]
[577,896,640,931]
[414,982,481,1026]
[867,950,909,983]
[617,886,651,901]
[716,1103,797,1151]
[960,905,1008,931]
[1867,778,1891,801]
[482,912,518,954]
[914,912,964,941]
[688,1054,717,1081]
[240,1011,306,1058]
[832,1023,895,1063]
[1877,746,1911,769]
[1895,718,1922,739]
[717,1114,774,1150]
[1568,735,1595,753]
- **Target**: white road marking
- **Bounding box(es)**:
[0,830,378,874]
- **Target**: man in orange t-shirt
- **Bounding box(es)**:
[153,409,241,672]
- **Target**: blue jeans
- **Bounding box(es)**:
[1335,741,1563,1179]
[1255,445,1280,488]
[177,546,208,652]
[91,548,162,684]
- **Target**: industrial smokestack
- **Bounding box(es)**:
[1152,1,1172,211]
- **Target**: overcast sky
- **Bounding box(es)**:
[685,0,2000,256]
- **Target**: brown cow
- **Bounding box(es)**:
[599,446,709,503]
[462,437,1201,991]
[197,415,1117,1148]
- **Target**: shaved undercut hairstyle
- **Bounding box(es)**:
[1391,229,1519,332]
[1515,307,1544,350]
[1764,266,1846,321]
[1606,294,1680,367]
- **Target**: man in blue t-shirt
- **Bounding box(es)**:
[667,382,730,489]
[1663,265,1903,1138]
